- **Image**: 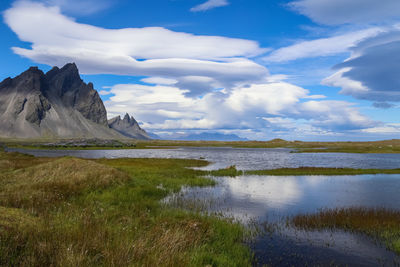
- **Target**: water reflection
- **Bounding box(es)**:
[8,146,400,170]
[9,146,400,265]
[174,174,400,266]
[179,174,400,223]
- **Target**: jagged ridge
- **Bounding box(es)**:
[108,113,150,140]
[0,63,128,139]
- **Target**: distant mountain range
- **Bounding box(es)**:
[168,132,249,141]
[0,63,149,140]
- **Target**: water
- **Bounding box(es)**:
[171,174,400,266]
[9,147,400,265]
[7,146,400,170]
[176,174,400,222]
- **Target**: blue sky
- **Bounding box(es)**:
[1,0,400,141]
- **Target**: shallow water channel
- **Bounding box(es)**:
[9,147,400,265]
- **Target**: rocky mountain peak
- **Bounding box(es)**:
[45,62,82,96]
[122,113,135,124]
[43,63,108,126]
[26,66,41,73]
[108,113,150,140]
[0,63,122,138]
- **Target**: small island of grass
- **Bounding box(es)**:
[208,166,400,176]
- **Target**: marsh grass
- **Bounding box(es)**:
[209,165,243,177]
[0,151,252,266]
[245,167,400,176]
[291,207,400,254]
[206,166,400,177]
[5,138,400,153]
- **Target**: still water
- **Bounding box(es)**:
[170,175,400,266]
[9,147,400,265]
[7,146,400,170]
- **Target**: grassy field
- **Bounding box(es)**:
[3,138,400,153]
[2,147,400,266]
[0,150,252,266]
[206,165,400,176]
[245,167,400,176]
[291,208,400,254]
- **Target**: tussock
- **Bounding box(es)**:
[0,157,129,212]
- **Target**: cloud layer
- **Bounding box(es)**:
[104,81,376,139]
[43,0,111,15]
[190,0,229,12]
[264,28,384,62]
[323,29,400,105]
[4,1,268,96]
[289,0,400,25]
[3,0,380,139]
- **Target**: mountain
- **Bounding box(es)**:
[108,114,150,140]
[0,63,126,139]
[147,132,161,140]
[170,132,249,141]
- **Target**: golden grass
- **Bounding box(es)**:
[0,151,53,171]
[0,157,129,213]
[0,151,251,266]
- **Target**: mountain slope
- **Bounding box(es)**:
[108,114,150,140]
[0,63,125,139]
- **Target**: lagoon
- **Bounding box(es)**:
[170,174,400,266]
[8,147,400,265]
[7,146,400,170]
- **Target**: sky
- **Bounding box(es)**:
[0,0,399,141]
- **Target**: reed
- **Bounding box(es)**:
[291,207,400,254]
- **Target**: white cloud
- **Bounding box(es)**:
[362,123,400,134]
[289,0,400,25]
[98,90,112,96]
[6,1,263,60]
[322,68,370,97]
[4,0,381,139]
[322,29,400,105]
[104,81,376,136]
[225,82,307,115]
[298,100,376,130]
[264,27,384,62]
[4,1,268,96]
[190,0,229,12]
[141,77,177,85]
[43,0,111,15]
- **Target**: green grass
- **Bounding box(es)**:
[4,138,400,153]
[291,207,400,254]
[0,151,252,266]
[245,167,400,176]
[206,166,400,176]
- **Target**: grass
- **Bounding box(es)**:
[291,207,400,254]
[206,166,400,176]
[245,167,400,176]
[4,138,400,153]
[0,150,252,266]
